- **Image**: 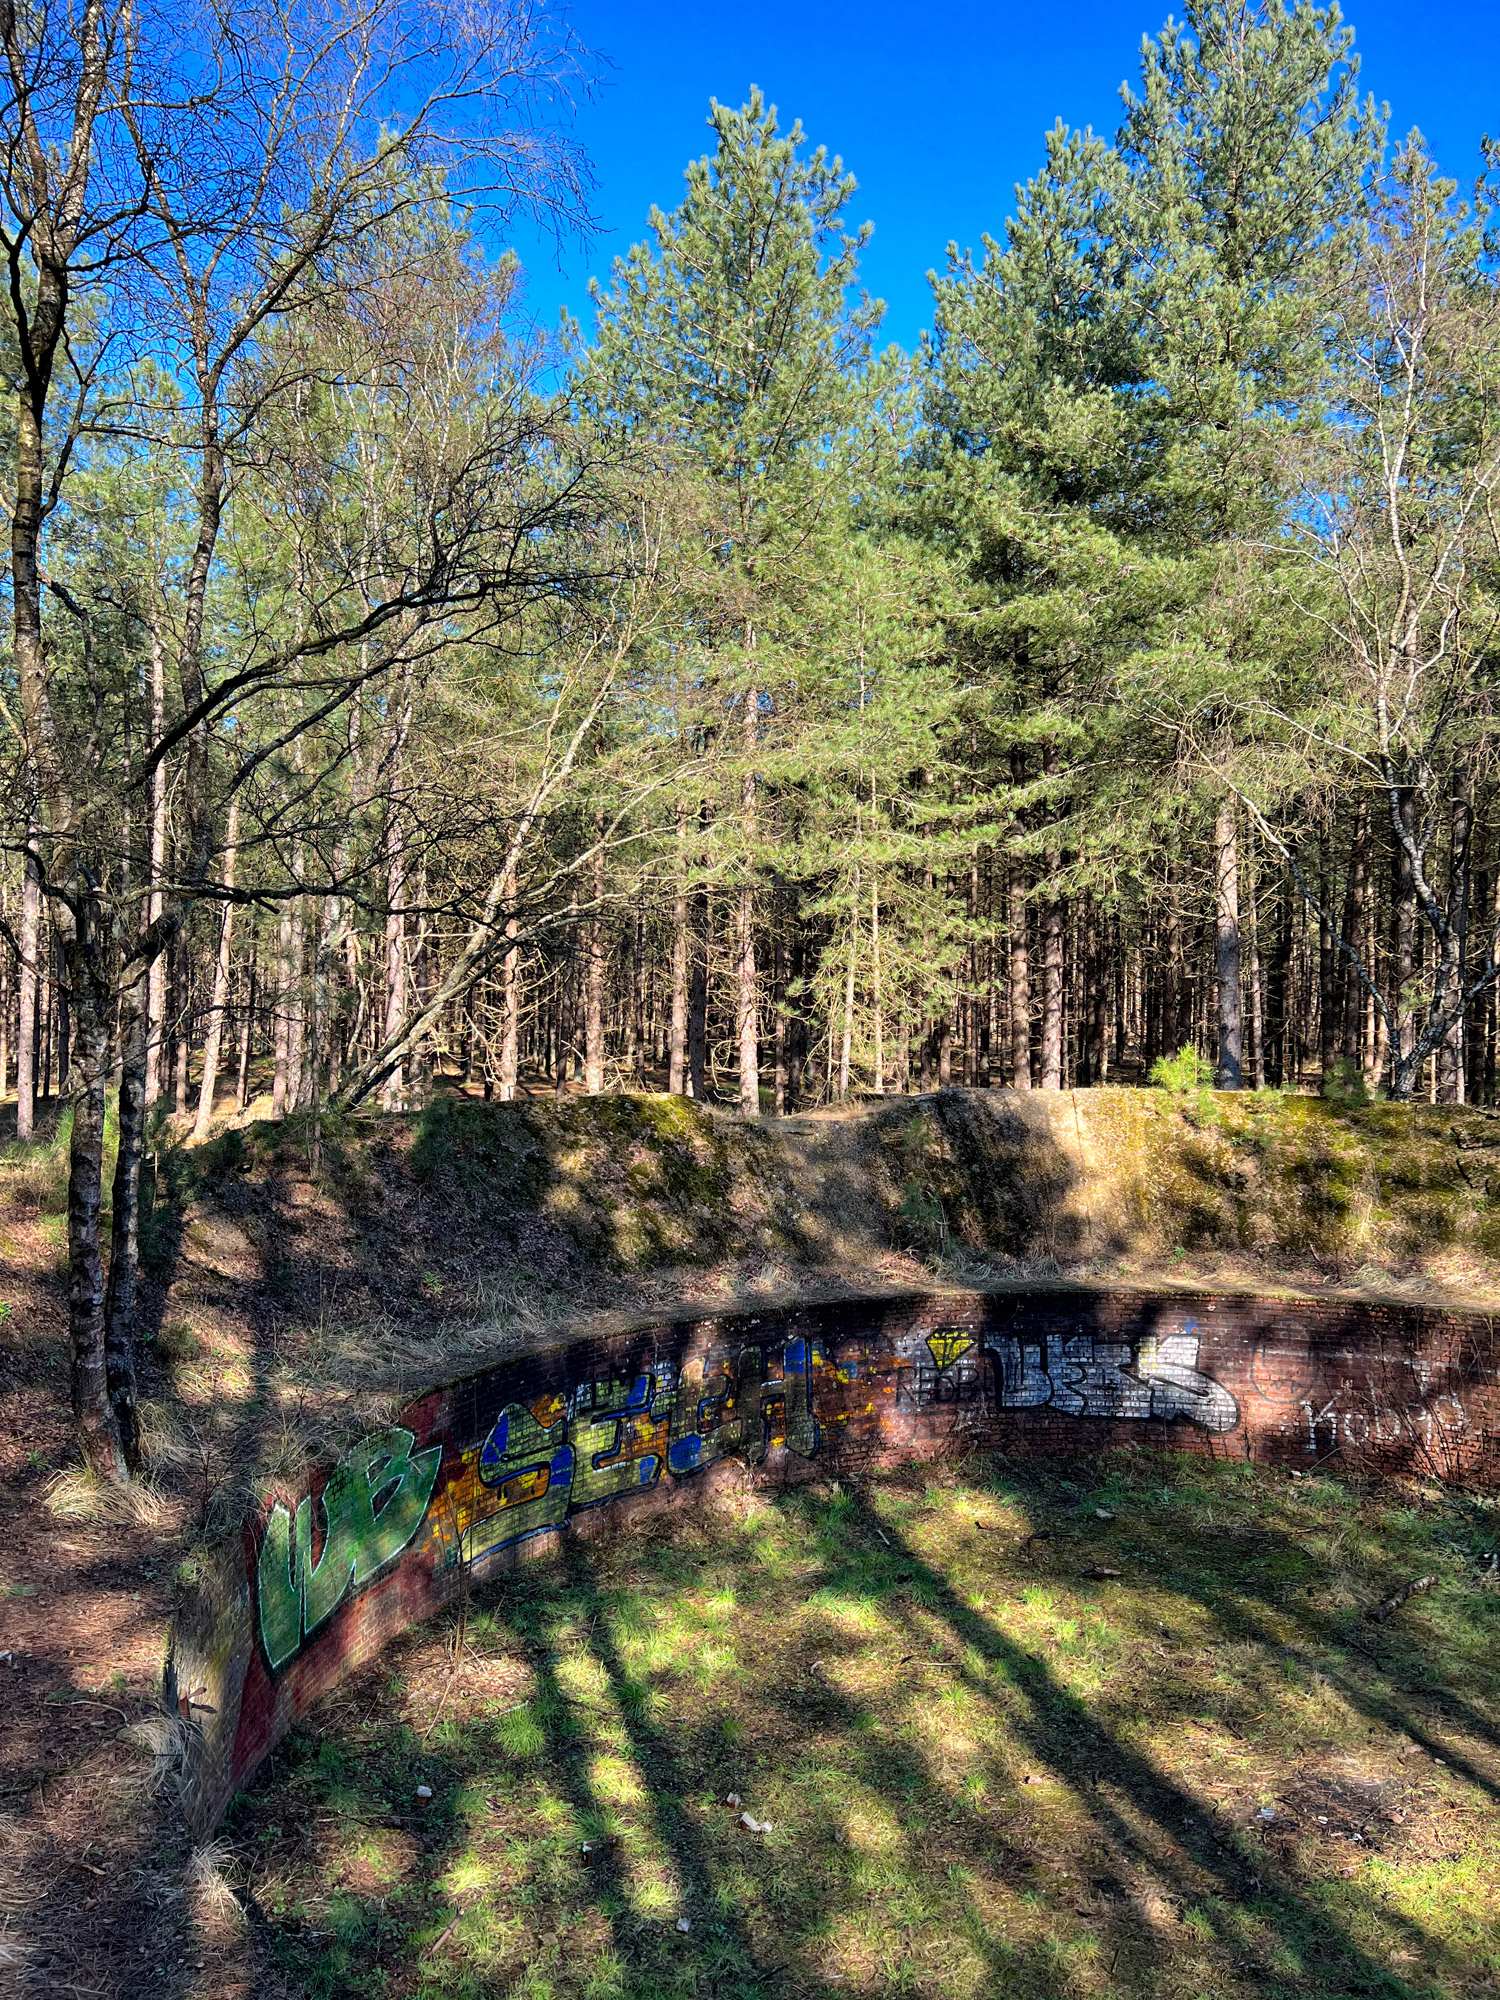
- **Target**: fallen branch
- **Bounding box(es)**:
[1367,1575,1437,1623]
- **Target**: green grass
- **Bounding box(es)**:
[226,1455,1500,1999]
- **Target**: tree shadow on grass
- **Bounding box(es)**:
[831,1474,1484,1999]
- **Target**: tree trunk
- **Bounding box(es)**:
[274,898,295,1118]
[1467,866,1490,1104]
[235,938,256,1111]
[688,885,708,1102]
[668,809,689,1096]
[1318,834,1337,1084]
[1214,797,1243,1090]
[772,905,788,1115]
[585,826,606,1094]
[630,903,647,1081]
[1437,784,1471,1104]
[786,901,806,1111]
[16,822,39,1142]
[192,796,240,1141]
[171,933,190,1116]
[1246,852,1266,1091]
[380,831,406,1112]
[1163,882,1183,1057]
[55,924,70,1093]
[1039,746,1065,1090]
[65,914,127,1481]
[871,875,884,1095]
[1086,903,1109,1086]
[41,947,52,1104]
[1268,872,1293,1086]
[103,957,148,1471]
[554,905,577,1100]
[1391,787,1417,1083]
[1340,805,1370,1068]
[284,892,305,1112]
[838,870,859,1102]
[1007,854,1031,1089]
[736,684,760,1118]
[736,880,759,1115]
[1039,893,1064,1092]
[144,607,169,1109]
[499,919,520,1102]
[0,896,9,1104]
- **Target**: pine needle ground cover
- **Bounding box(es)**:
[228,1454,1500,2000]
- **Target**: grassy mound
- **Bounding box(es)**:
[865,1088,1500,1287]
[227,1452,1500,2000]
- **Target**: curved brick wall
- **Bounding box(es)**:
[166,1284,1500,1835]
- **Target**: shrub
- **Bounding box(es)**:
[1148,1046,1214,1091]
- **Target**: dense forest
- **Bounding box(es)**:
[4,0,1500,1477]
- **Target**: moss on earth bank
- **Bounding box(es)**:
[407,1091,790,1270]
[170,1089,1500,1359]
[869,1087,1500,1286]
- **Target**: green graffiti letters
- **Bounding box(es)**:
[257,1426,442,1672]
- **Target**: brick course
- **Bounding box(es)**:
[168,1283,1499,1834]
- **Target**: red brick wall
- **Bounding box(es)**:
[168,1284,1499,1834]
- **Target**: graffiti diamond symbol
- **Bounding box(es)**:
[926,1329,974,1372]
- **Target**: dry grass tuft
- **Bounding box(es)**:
[187,1840,246,1933]
[45,1467,176,1530]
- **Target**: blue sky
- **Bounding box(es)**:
[510,0,1500,353]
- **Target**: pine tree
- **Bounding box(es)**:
[924,0,1382,1089]
[576,91,891,1114]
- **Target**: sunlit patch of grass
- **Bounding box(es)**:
[496,1702,547,1758]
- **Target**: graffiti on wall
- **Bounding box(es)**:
[434,1339,821,1580]
[891,1322,1239,1431]
[258,1427,442,1671]
[252,1316,1237,1675]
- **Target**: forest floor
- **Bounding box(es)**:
[2,1080,1500,1998]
